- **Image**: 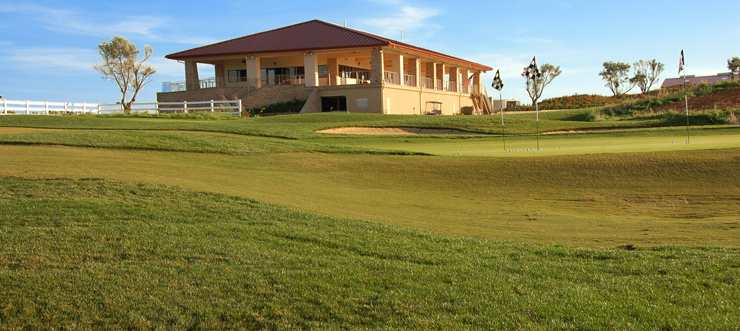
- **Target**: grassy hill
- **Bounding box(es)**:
[1,108,740,328]
[1,177,738,329]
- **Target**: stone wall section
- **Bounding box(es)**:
[185,61,200,91]
[240,85,313,110]
[157,87,244,111]
[327,58,338,85]
[370,48,384,84]
[299,88,321,114]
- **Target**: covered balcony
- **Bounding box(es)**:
[161,48,483,96]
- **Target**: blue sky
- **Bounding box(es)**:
[1,0,738,104]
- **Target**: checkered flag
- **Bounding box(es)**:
[678,50,684,75]
[491,70,503,91]
[524,56,541,80]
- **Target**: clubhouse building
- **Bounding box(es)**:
[158,20,493,115]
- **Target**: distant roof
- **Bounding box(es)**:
[661,73,734,88]
[166,20,492,71]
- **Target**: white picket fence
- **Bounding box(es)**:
[0,99,243,116]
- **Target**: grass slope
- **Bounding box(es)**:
[0,110,730,139]
[1,145,738,247]
[1,177,738,329]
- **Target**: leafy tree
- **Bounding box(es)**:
[632,59,665,93]
[92,36,156,114]
[728,57,740,79]
[520,63,562,105]
[599,61,635,97]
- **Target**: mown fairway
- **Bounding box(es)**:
[1,111,739,328]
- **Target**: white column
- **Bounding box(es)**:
[390,54,404,85]
[246,56,261,88]
[303,52,319,87]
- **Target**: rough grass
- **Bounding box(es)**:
[1,177,738,330]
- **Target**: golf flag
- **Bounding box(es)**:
[525,56,540,80]
[679,50,684,75]
[491,70,504,91]
[463,73,474,86]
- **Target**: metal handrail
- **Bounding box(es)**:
[384,71,400,85]
[327,71,371,86]
[403,74,417,87]
[420,77,433,89]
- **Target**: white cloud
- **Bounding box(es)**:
[0,3,216,45]
[1,47,99,73]
[356,4,442,40]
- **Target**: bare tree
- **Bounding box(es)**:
[632,59,665,93]
[728,57,740,80]
[92,36,156,113]
[521,63,562,105]
[599,61,635,97]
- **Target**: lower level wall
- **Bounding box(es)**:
[157,84,477,115]
[317,85,383,114]
[382,86,476,115]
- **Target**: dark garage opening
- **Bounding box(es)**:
[321,96,347,112]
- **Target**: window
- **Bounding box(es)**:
[228,70,247,82]
[318,65,327,78]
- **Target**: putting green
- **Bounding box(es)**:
[359,134,740,156]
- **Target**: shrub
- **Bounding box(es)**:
[244,98,305,116]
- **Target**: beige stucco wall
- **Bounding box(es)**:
[318,86,383,114]
[382,86,475,115]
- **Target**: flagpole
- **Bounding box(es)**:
[500,90,505,150]
[536,101,539,150]
[684,68,690,144]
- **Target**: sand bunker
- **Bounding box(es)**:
[318,127,485,135]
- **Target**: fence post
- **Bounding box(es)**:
[45,101,49,115]
[82,102,86,114]
[25,100,29,115]
[184,100,188,113]
[239,99,242,117]
[64,102,68,114]
[97,103,101,114]
[211,100,214,112]
[155,101,159,114]
[2,99,6,115]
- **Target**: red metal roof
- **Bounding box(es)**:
[166,20,492,71]
[661,74,734,88]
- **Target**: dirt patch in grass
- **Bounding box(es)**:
[318,127,486,135]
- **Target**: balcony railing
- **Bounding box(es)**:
[327,71,371,85]
[261,74,305,86]
[384,71,400,85]
[420,77,433,89]
[162,77,231,92]
[446,81,457,93]
[403,74,417,87]
[436,79,443,91]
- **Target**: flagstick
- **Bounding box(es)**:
[684,69,690,144]
[500,90,505,150]
[536,101,539,150]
